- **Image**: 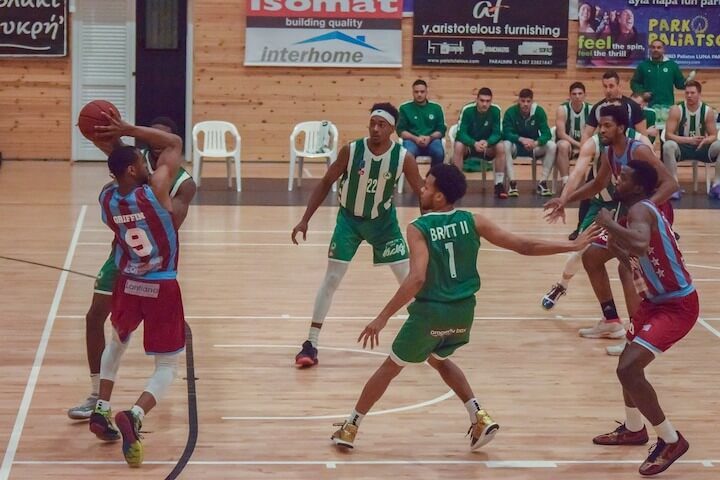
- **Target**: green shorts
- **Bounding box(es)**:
[328,207,408,265]
[579,198,619,232]
[678,143,713,163]
[94,250,119,295]
[391,296,476,365]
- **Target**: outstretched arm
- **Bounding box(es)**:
[358,225,428,349]
[474,213,601,255]
[291,145,349,244]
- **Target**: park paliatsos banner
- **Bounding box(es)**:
[412,0,569,68]
[576,0,720,68]
[245,0,403,68]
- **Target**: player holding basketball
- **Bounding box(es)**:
[68,117,195,419]
[87,112,186,468]
[331,164,600,450]
[291,103,424,367]
[592,160,697,476]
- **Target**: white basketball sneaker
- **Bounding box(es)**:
[578,320,626,339]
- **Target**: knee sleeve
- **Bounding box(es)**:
[100,330,130,382]
[144,352,180,403]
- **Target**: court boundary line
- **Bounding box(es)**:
[10,459,719,468]
[0,205,87,480]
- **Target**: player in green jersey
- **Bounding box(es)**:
[662,81,720,200]
[330,164,599,450]
[292,103,424,368]
[67,117,196,420]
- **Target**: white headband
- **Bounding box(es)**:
[371,109,396,126]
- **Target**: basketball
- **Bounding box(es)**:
[77,100,119,141]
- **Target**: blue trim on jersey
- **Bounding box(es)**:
[643,201,692,295]
[142,185,179,276]
[646,285,695,304]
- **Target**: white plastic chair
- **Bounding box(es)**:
[192,121,241,192]
[397,134,448,194]
[660,127,713,193]
[288,121,339,191]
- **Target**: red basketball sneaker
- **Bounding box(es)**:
[639,432,689,476]
[593,422,649,445]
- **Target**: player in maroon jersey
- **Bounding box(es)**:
[592,159,698,476]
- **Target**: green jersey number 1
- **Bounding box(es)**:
[444,242,457,279]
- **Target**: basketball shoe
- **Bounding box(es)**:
[89,407,120,442]
[639,432,689,476]
[507,181,519,197]
[115,410,144,467]
[593,422,649,445]
[578,320,626,339]
[68,394,99,420]
[468,409,499,451]
[536,181,553,196]
[541,283,566,310]
[331,421,358,448]
[295,340,318,368]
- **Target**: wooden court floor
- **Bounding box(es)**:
[1,162,719,479]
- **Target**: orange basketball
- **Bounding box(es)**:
[77,100,119,141]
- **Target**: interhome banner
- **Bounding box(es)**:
[0,0,68,57]
[245,0,403,68]
[412,0,569,68]
[576,0,720,68]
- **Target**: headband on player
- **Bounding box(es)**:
[371,109,396,126]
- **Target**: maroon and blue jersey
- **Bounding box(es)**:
[100,183,178,280]
[630,200,693,303]
[605,138,643,181]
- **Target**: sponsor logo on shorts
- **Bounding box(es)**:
[329,241,336,257]
[124,279,160,298]
[382,239,406,258]
[431,327,467,337]
[642,324,652,332]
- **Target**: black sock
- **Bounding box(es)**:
[577,199,591,231]
[600,300,619,321]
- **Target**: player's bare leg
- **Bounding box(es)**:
[578,245,625,339]
[607,263,641,355]
[68,293,111,419]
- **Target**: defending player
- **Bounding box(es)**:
[591,160,697,476]
[330,164,600,450]
[291,103,424,367]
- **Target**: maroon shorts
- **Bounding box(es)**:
[627,291,699,354]
[111,275,185,354]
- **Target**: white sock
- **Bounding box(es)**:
[131,405,146,422]
[561,175,569,185]
[96,399,111,412]
[625,406,644,432]
[494,172,504,185]
[308,327,320,348]
[653,418,679,443]
[90,373,100,396]
[465,398,482,423]
[347,409,364,426]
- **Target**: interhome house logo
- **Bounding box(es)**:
[249,0,401,14]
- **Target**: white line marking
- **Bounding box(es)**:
[11,459,720,467]
[0,205,87,480]
[218,344,454,421]
[703,460,714,467]
[56,314,602,321]
[699,318,720,339]
[76,241,509,253]
[686,263,720,271]
[326,462,336,469]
